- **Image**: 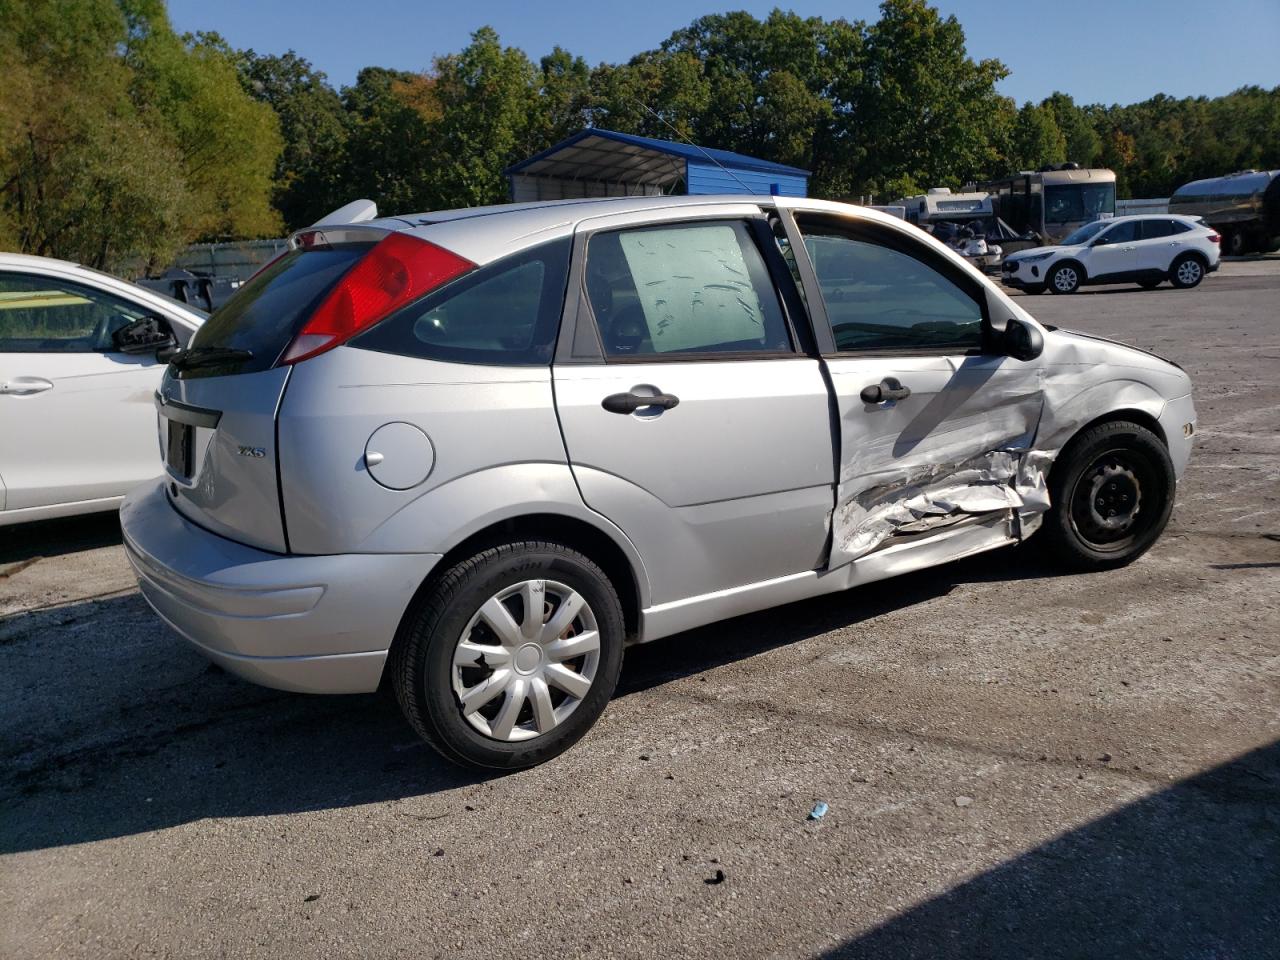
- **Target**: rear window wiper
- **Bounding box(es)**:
[168,346,253,372]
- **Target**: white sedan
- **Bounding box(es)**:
[0,253,205,526]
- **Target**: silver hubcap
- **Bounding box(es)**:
[1177,261,1200,285]
[1054,267,1077,291]
[451,580,600,742]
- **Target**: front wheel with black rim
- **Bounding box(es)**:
[390,541,625,769]
[1170,254,1205,289]
[1039,421,1176,571]
[1048,262,1081,294]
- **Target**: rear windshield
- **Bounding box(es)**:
[181,244,370,377]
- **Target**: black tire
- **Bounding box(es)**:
[1039,421,1175,571]
[1138,279,1162,290]
[1224,230,1247,257]
[390,541,625,770]
[1048,262,1081,295]
[1170,253,1206,289]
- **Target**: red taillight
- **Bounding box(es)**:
[1208,233,1221,244]
[280,233,474,365]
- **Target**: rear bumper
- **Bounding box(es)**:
[120,480,441,694]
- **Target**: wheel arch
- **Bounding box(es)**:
[402,513,646,647]
[1047,407,1168,481]
[1172,248,1209,268]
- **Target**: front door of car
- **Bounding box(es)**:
[552,210,835,607]
[781,209,1046,568]
[1084,220,1139,279]
[0,271,168,514]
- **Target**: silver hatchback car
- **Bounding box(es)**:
[121,195,1196,769]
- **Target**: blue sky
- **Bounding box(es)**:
[167,0,1279,107]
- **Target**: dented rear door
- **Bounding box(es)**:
[784,209,1045,567]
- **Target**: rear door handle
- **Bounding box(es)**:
[0,377,54,396]
[860,378,911,404]
[602,391,680,414]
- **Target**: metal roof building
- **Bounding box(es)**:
[505,128,810,202]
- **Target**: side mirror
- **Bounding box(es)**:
[112,316,176,355]
[1004,318,1044,362]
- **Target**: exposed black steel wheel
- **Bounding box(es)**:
[1040,421,1176,571]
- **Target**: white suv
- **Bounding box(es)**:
[1001,215,1220,295]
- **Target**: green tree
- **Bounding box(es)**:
[1042,92,1100,167]
[225,44,350,230]
[119,0,282,240]
[1007,101,1067,171]
[843,0,1010,198]
[0,0,191,269]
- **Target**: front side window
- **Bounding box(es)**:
[584,220,791,358]
[795,218,985,353]
[354,238,570,366]
[1100,221,1138,244]
[0,273,151,353]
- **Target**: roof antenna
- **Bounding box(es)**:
[627,100,756,195]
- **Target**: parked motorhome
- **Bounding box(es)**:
[978,166,1117,244]
[1168,170,1280,256]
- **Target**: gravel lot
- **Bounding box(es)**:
[3,259,1278,959]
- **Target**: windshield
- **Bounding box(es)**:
[182,243,370,377]
[1044,183,1116,225]
[1060,220,1111,245]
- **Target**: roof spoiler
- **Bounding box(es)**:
[311,199,378,227]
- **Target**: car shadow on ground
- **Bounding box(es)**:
[822,738,1280,960]
[0,537,1070,855]
[0,511,124,565]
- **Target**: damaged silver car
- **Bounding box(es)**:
[121,195,1196,769]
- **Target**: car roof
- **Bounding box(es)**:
[323,194,918,266]
[1107,213,1200,223]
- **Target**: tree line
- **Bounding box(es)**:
[2,0,1277,272]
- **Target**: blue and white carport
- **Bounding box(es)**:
[505,128,810,201]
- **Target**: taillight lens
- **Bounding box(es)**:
[1207,233,1221,244]
[280,232,474,365]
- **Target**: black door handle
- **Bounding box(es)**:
[860,378,911,404]
[602,392,680,414]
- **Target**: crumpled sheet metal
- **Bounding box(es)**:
[829,329,1187,565]
[835,449,1026,558]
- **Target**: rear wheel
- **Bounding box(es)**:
[1048,262,1081,294]
[391,541,625,769]
[1170,254,1205,289]
[1040,421,1175,571]
[1224,230,1247,257]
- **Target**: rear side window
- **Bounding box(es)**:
[353,238,570,366]
[584,220,791,358]
[1140,219,1176,239]
[1169,220,1193,235]
[189,245,370,375]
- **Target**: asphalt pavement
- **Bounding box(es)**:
[2,259,1278,959]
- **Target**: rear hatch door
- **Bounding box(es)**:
[157,238,376,552]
